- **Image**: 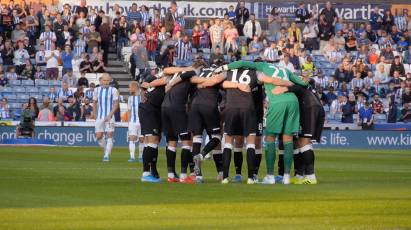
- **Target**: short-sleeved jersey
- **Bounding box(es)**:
[225,68,258,109]
[128,95,140,124]
[140,75,165,109]
[161,70,197,109]
[93,86,119,121]
[192,66,220,107]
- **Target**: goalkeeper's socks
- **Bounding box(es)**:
[234,148,243,175]
[265,141,276,175]
[283,141,294,174]
[129,141,136,159]
[104,138,113,157]
[166,146,176,176]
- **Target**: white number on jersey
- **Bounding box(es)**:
[230,69,252,84]
[272,67,289,81]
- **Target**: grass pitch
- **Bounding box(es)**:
[0,147,410,230]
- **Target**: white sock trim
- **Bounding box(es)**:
[233,147,242,152]
[147,143,158,148]
[278,150,284,155]
[211,134,221,140]
[294,148,301,155]
[167,146,176,152]
[213,150,222,155]
[246,144,255,149]
[193,135,202,143]
[182,145,191,150]
[300,144,313,153]
[255,149,262,155]
[224,143,233,149]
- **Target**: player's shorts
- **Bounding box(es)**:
[139,107,161,136]
[95,119,115,133]
[265,99,299,136]
[255,108,264,137]
[161,106,190,141]
[188,104,221,136]
[128,122,141,137]
[299,105,325,142]
[224,107,257,136]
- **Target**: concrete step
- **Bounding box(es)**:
[106,66,128,73]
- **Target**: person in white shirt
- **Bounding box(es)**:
[263,42,280,62]
[302,18,319,51]
[243,13,262,44]
[278,55,296,73]
[44,42,60,80]
[314,71,329,90]
[13,41,30,74]
[92,74,119,162]
[35,43,47,67]
[127,81,144,163]
[39,25,57,51]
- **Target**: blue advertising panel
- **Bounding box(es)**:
[1,126,410,149]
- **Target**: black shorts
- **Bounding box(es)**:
[188,104,221,136]
[161,106,189,141]
[139,106,161,136]
[224,107,257,136]
[299,105,325,142]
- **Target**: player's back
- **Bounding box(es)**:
[140,75,165,109]
[94,86,118,120]
[162,72,194,110]
[192,67,220,107]
[225,68,258,109]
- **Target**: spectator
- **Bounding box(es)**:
[302,56,316,76]
[390,70,402,90]
[28,97,39,119]
[54,14,66,49]
[85,83,95,100]
[380,46,394,63]
[13,41,30,75]
[326,86,338,105]
[62,70,77,88]
[278,54,295,73]
[57,81,74,103]
[34,65,45,79]
[335,64,351,83]
[23,37,36,60]
[66,96,81,121]
[302,18,319,51]
[209,18,224,53]
[382,10,395,32]
[35,43,47,67]
[224,23,239,53]
[93,53,106,73]
[0,74,8,87]
[358,101,374,129]
[399,103,411,122]
[345,31,357,52]
[368,48,379,66]
[47,87,58,103]
[81,98,93,121]
[295,1,310,28]
[20,61,34,80]
[288,22,302,44]
[389,56,405,76]
[371,94,384,114]
[319,1,338,33]
[243,13,261,45]
[77,72,89,88]
[387,97,398,123]
[394,11,407,32]
[402,87,411,105]
[209,46,225,66]
[55,104,70,121]
[1,41,14,69]
[79,54,93,73]
[0,98,11,119]
[145,25,158,61]
[130,43,148,81]
[165,2,177,33]
[61,45,74,76]
[39,25,57,51]
[268,14,281,38]
[314,71,329,90]
[338,82,349,97]
[334,30,345,51]
[99,16,112,65]
[341,95,354,123]
[235,0,249,36]
[37,97,55,121]
[44,42,60,80]
[75,0,88,17]
[365,24,377,43]
[369,6,382,31]
[248,35,263,55]
[86,25,101,53]
[11,22,26,44]
[175,35,193,67]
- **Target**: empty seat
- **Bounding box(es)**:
[35,79,49,86]
[30,94,43,101]
[9,80,21,86]
[4,94,17,100]
[9,103,21,109]
[39,87,50,94]
[17,94,30,101]
[14,87,26,93]
[21,80,35,86]
[26,87,39,93]
[202,48,211,54]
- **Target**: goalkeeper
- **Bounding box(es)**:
[215,61,308,184]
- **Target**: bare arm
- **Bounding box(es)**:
[141,77,169,88]
[163,66,193,75]
[190,76,206,84]
[92,100,97,119]
[197,73,226,88]
[258,75,294,87]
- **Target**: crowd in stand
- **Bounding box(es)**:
[0,0,411,125]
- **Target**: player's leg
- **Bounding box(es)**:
[103,121,115,160]
[95,120,106,160]
[128,122,138,162]
[262,134,277,184]
[166,139,179,182]
[277,137,284,183]
[221,134,234,184]
[245,134,257,184]
[254,135,263,178]
[298,137,317,184]
[292,137,304,183]
[233,136,244,182]
[138,136,144,163]
[180,136,194,183]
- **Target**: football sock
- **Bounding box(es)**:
[201,135,221,157]
[254,149,262,175]
[293,148,304,177]
[246,144,256,179]
[129,141,135,159]
[166,146,176,174]
[142,146,151,173]
[188,148,195,173]
[180,146,191,174]
[234,148,243,175]
[265,141,276,175]
[222,143,233,179]
[104,138,113,157]
[301,144,315,176]
[284,141,294,174]
[278,152,284,176]
[97,138,106,149]
[146,143,159,178]
[192,139,202,156]
[138,142,144,159]
[212,150,223,173]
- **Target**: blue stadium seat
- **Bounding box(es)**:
[2,87,14,94]
[50,80,62,87]
[9,80,21,86]
[26,87,39,94]
[4,94,17,103]
[35,79,49,86]
[202,48,211,54]
[30,94,43,101]
[39,87,50,94]
[21,80,35,86]
[9,103,21,109]
[14,86,26,93]
[17,94,30,102]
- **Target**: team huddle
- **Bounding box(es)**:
[92,59,325,185]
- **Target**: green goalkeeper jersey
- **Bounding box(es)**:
[227,61,308,103]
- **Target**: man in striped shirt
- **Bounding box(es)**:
[127,81,143,163]
[127,3,142,25]
[263,42,280,63]
[92,74,119,162]
[40,25,57,51]
[57,81,74,103]
[175,35,192,67]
